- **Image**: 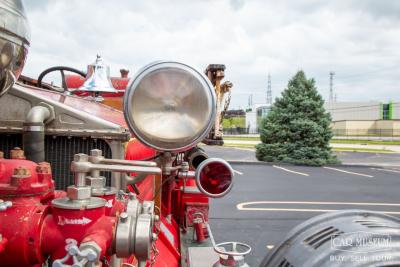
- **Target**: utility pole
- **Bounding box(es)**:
[248,94,253,107]
[266,73,272,105]
[329,71,335,102]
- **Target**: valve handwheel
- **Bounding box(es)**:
[37,66,86,93]
[214,241,251,257]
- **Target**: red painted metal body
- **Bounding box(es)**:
[0,84,213,266]
[125,141,211,267]
[0,144,211,267]
[0,157,126,266]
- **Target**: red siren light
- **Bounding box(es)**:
[195,158,234,198]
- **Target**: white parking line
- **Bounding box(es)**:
[237,201,400,215]
[272,165,309,176]
[371,167,400,174]
[233,169,243,175]
[323,166,373,178]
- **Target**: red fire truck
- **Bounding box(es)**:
[0,1,252,266]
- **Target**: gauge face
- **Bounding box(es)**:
[124,61,216,152]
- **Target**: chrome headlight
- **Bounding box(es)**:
[0,0,30,97]
[124,61,216,152]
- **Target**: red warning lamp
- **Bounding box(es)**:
[195,158,234,198]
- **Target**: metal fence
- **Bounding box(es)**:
[223,128,400,137]
[222,127,259,135]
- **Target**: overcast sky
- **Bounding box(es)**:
[23,0,400,109]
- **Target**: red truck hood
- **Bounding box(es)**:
[24,86,128,129]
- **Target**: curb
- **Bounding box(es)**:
[227,160,400,169]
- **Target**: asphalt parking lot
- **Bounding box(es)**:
[208,163,400,266]
[202,145,400,167]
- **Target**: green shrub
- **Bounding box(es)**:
[256,71,338,166]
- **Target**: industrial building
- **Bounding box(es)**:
[326,101,400,136]
[245,103,271,133]
[243,101,400,136]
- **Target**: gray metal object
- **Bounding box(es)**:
[0,199,12,211]
[0,0,30,97]
[261,210,400,267]
[53,152,161,209]
[79,55,117,95]
[51,196,106,210]
[114,197,156,262]
[86,149,118,197]
[66,185,91,200]
[52,239,100,267]
[23,105,53,162]
[185,147,208,170]
[213,242,251,267]
[124,61,216,152]
[0,84,129,139]
[0,83,129,189]
[188,247,220,267]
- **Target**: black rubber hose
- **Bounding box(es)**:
[23,122,45,162]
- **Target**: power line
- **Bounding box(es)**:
[329,71,335,102]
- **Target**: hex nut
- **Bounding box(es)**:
[10,148,25,159]
[67,186,91,200]
[120,212,128,223]
[36,162,51,174]
[86,176,106,188]
[90,149,102,157]
[13,166,31,176]
[74,153,89,162]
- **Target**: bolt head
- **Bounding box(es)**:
[67,186,91,200]
[120,212,128,223]
[86,176,106,188]
[13,166,31,176]
[10,148,25,159]
[152,233,158,241]
[74,153,89,162]
[36,162,51,174]
[86,250,98,261]
[90,149,102,157]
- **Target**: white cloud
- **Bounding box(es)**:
[23,0,400,109]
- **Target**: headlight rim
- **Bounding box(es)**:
[123,61,216,152]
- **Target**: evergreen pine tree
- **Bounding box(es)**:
[256,70,338,166]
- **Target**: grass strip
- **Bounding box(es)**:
[332,147,393,153]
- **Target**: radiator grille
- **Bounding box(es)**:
[0,133,112,190]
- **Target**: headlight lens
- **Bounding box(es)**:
[124,61,216,152]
